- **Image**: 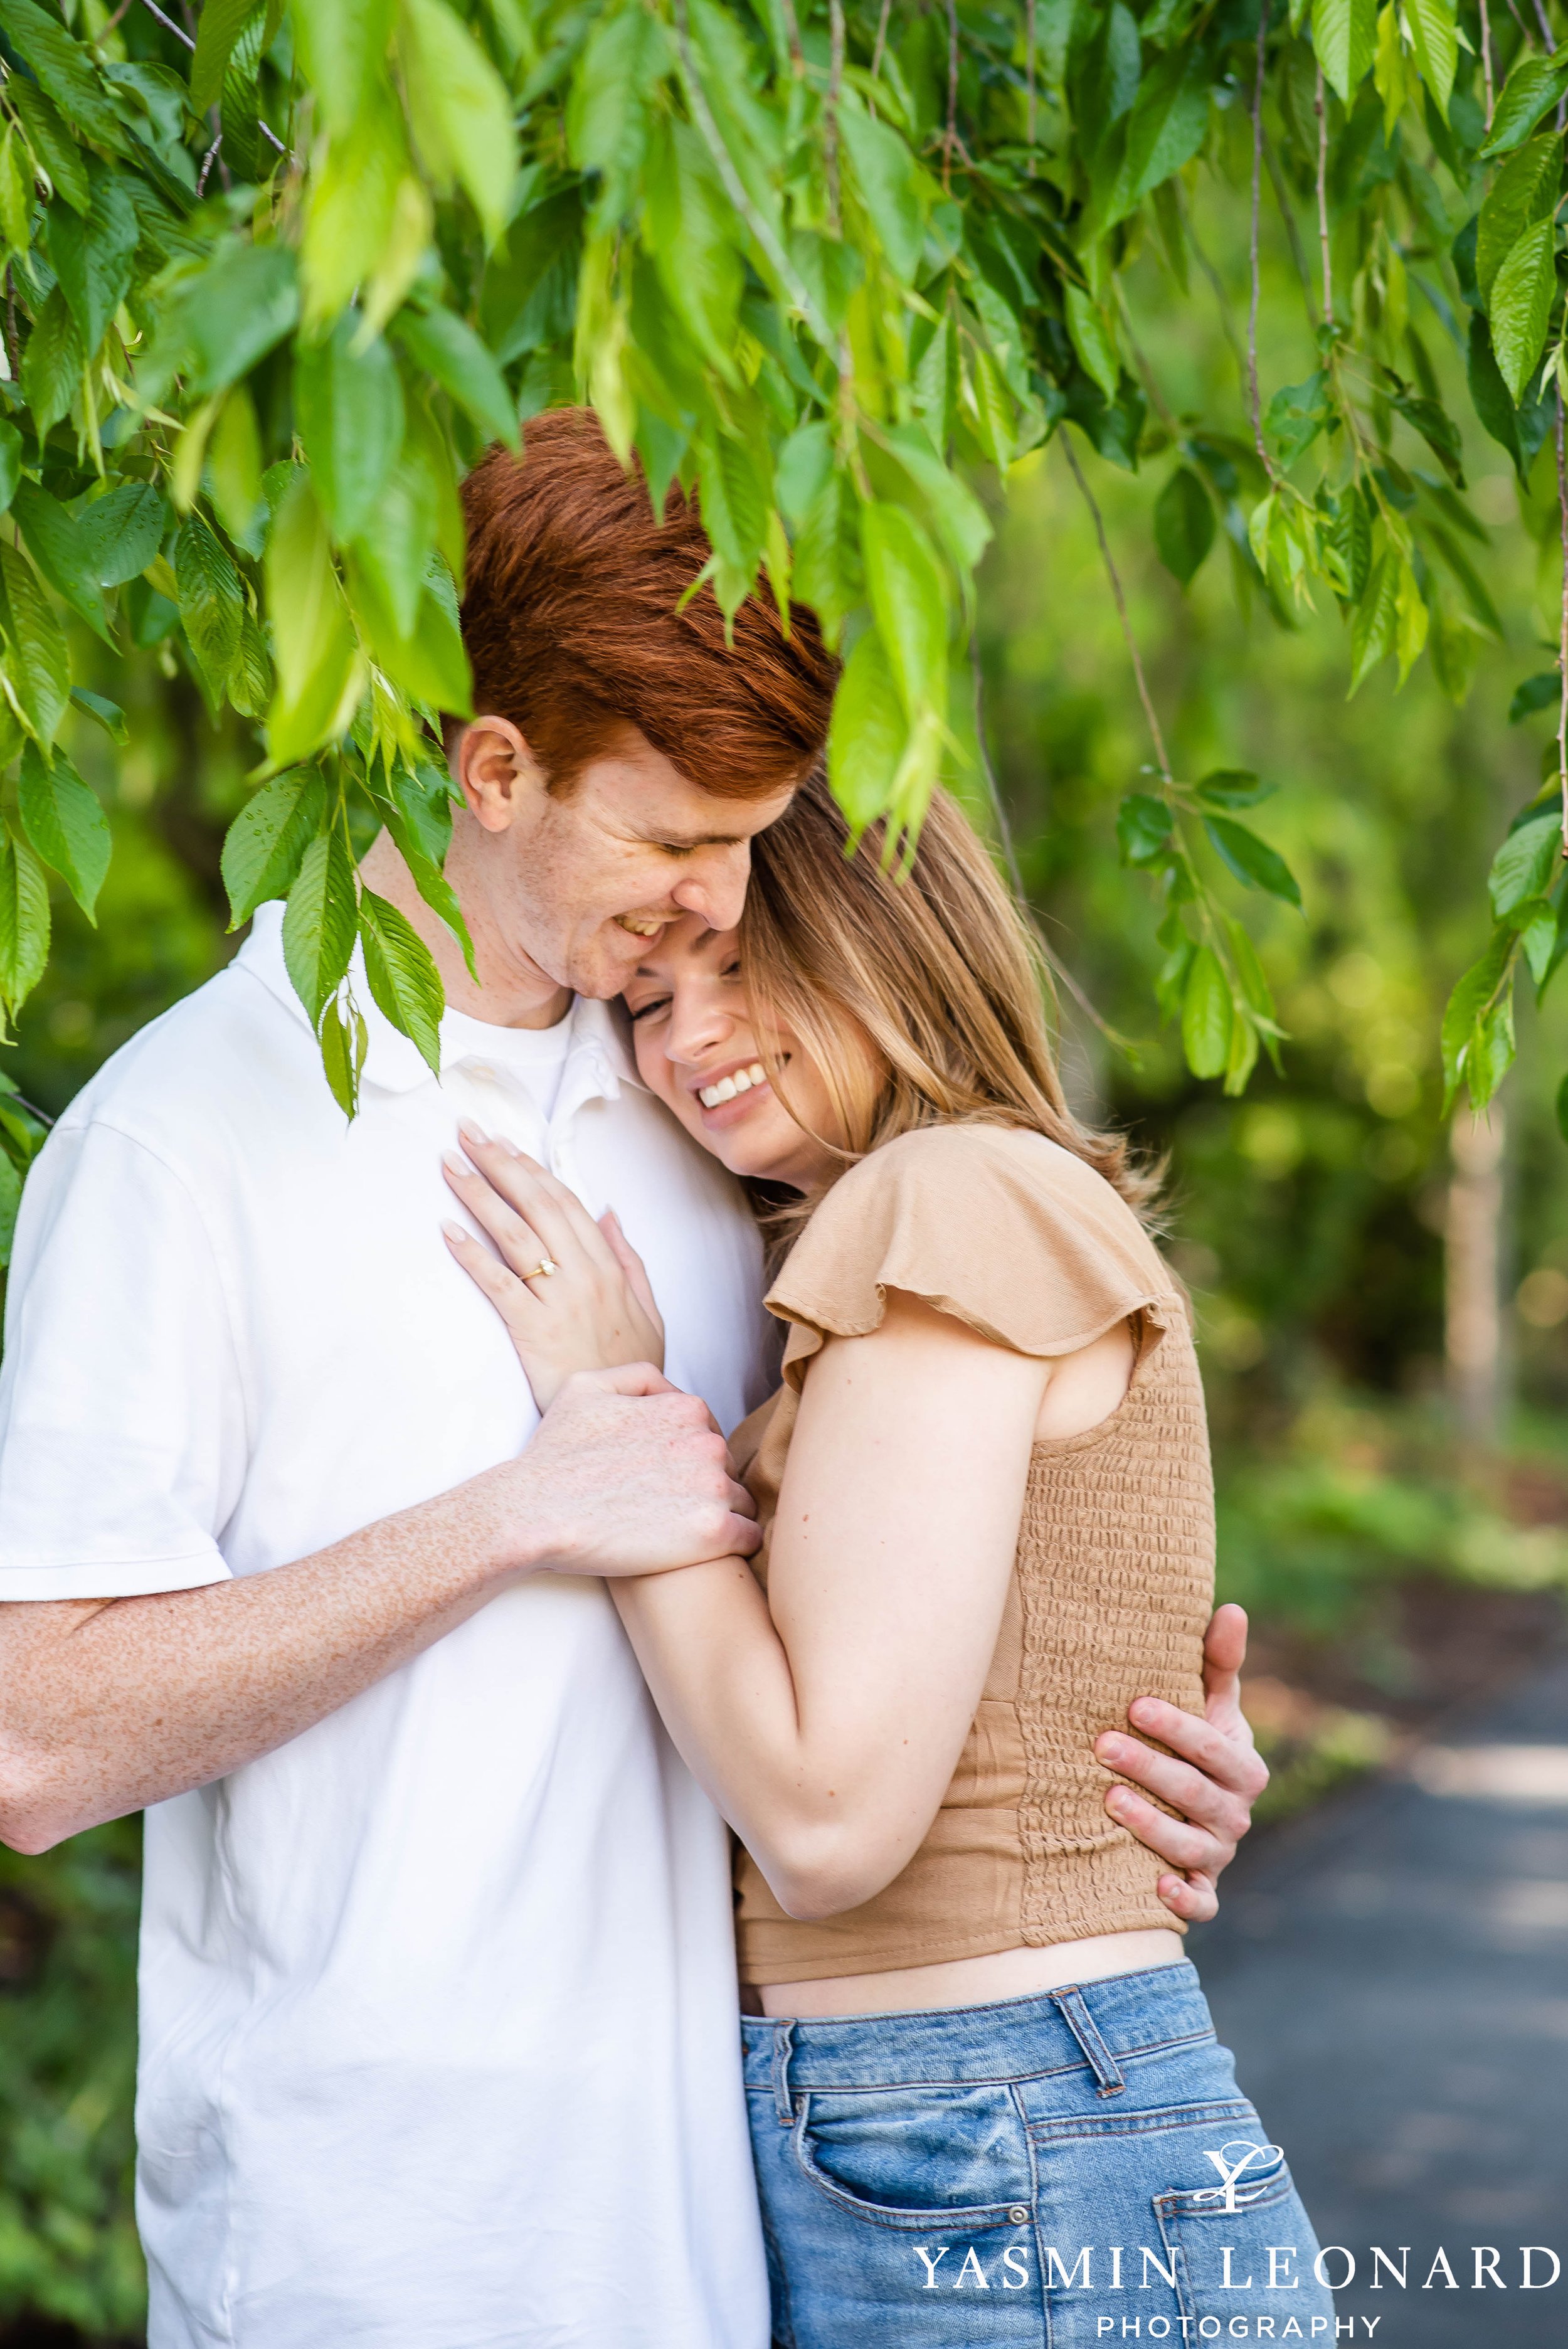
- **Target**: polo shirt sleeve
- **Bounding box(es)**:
[0,1119,243,1599]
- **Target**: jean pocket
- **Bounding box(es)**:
[792,2084,1034,2229]
[1154,2124,1334,2323]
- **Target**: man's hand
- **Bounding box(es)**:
[1094,1603,1268,1924]
[485,1363,761,1579]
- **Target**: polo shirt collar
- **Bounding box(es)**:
[235,902,640,1105]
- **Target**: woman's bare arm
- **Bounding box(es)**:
[610,1292,1046,1918]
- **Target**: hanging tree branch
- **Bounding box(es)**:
[1060,430,1174,786]
[1478,0,1496,129]
[1315,63,1335,331]
[826,0,845,232]
[1249,2,1281,485]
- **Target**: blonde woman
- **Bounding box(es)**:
[440,774,1333,2346]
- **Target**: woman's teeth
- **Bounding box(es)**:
[699,1062,767,1108]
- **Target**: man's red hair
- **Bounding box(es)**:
[458,411,836,798]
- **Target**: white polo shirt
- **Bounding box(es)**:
[0,903,777,2349]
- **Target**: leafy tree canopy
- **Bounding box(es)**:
[0,0,1564,1216]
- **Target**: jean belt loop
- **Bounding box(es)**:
[1049,1985,1126,2097]
[771,2020,797,2125]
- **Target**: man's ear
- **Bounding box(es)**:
[452,717,544,833]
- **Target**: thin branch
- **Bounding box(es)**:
[1315,63,1334,331]
[135,0,287,154]
[1114,281,1180,435]
[1060,430,1173,785]
[968,632,1128,1047]
[1478,0,1496,129]
[778,0,805,76]
[826,0,845,234]
[1531,0,1555,49]
[197,131,222,196]
[871,0,893,82]
[1248,1,1279,484]
[1026,0,1037,153]
[1178,186,1250,396]
[1557,388,1567,856]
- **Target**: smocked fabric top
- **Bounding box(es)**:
[729,1121,1214,1985]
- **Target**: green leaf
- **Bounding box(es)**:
[191,0,262,116]
[1521,898,1559,984]
[8,78,88,213]
[76,480,167,588]
[0,0,129,154]
[1480,48,1568,159]
[347,559,473,715]
[12,484,111,642]
[295,318,407,543]
[839,95,925,282]
[860,504,948,724]
[393,306,517,450]
[1197,770,1277,810]
[1466,308,1554,482]
[1348,551,1400,693]
[1064,283,1120,403]
[1557,1069,1568,1141]
[645,120,743,377]
[1405,0,1457,119]
[0,125,31,258]
[221,768,329,929]
[827,627,906,829]
[1314,0,1377,104]
[865,426,993,573]
[359,888,444,1073]
[1181,945,1233,1079]
[1477,135,1561,307]
[16,740,110,923]
[0,541,70,747]
[1154,465,1215,585]
[347,440,440,642]
[19,285,83,440]
[1107,43,1210,226]
[366,759,475,977]
[1487,218,1557,404]
[1509,671,1560,723]
[1441,930,1512,1105]
[0,822,49,1025]
[566,1,668,224]
[1203,814,1303,909]
[47,171,139,359]
[1116,792,1174,865]
[400,0,519,247]
[283,827,359,1029]
[294,0,396,135]
[70,687,127,744]
[319,988,369,1116]
[175,514,245,706]
[178,243,301,398]
[266,475,362,764]
[1264,373,1332,469]
[1489,809,1562,917]
[208,388,266,551]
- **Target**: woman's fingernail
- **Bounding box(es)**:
[458,1120,489,1145]
[442,1150,469,1176]
[441,1220,467,1244]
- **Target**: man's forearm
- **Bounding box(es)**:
[0,1473,527,1853]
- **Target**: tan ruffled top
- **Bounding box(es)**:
[729,1121,1214,1984]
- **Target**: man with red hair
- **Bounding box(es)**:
[0,413,1261,2348]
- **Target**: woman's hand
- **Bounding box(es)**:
[441,1120,665,1412]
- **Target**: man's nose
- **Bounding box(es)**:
[671,843,751,933]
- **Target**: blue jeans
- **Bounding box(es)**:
[741,1961,1336,2346]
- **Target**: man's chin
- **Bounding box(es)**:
[563,933,650,1002]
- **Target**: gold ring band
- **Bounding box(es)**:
[526,1258,559,1280]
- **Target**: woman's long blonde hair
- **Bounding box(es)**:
[741,768,1158,1237]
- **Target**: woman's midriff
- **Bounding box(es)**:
[749,1927,1185,2018]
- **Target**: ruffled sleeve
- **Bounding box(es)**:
[766,1123,1184,1388]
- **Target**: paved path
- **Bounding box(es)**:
[1188,1653,1568,2348]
